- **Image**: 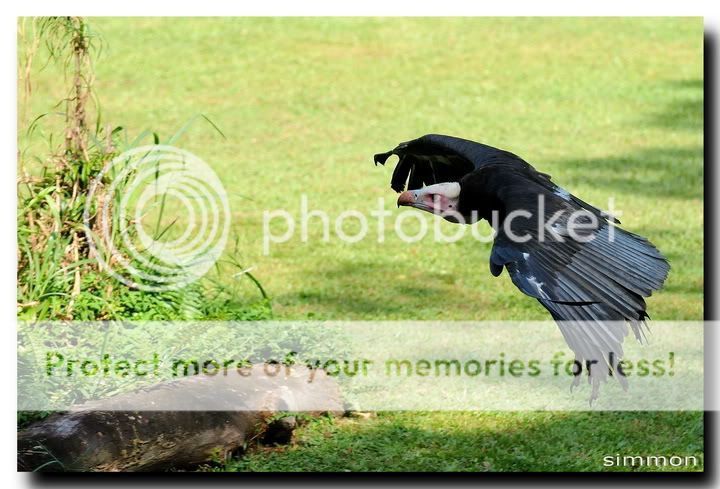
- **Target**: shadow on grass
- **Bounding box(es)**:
[549,78,702,201]
[277,259,494,319]
[650,79,704,132]
[230,411,704,472]
[550,146,702,201]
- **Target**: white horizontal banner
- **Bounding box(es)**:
[17,321,704,411]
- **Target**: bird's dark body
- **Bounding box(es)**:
[375,134,670,397]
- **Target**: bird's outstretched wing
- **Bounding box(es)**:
[486,169,669,398]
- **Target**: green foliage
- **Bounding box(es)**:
[17,411,53,429]
[67,270,271,321]
[17,17,269,324]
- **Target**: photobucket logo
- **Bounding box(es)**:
[84,145,230,291]
[262,195,622,255]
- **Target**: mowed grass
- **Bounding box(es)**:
[217,411,703,472]
[20,17,704,471]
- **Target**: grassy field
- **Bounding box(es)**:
[216,411,703,472]
[19,17,704,471]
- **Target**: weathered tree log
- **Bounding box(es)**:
[18,365,342,472]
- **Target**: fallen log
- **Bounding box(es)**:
[18,365,343,472]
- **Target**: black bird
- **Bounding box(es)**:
[375,134,670,398]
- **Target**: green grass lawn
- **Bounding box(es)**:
[19,17,704,472]
[214,411,703,472]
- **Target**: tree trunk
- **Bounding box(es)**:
[18,365,342,472]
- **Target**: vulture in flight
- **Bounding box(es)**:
[375,134,670,399]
